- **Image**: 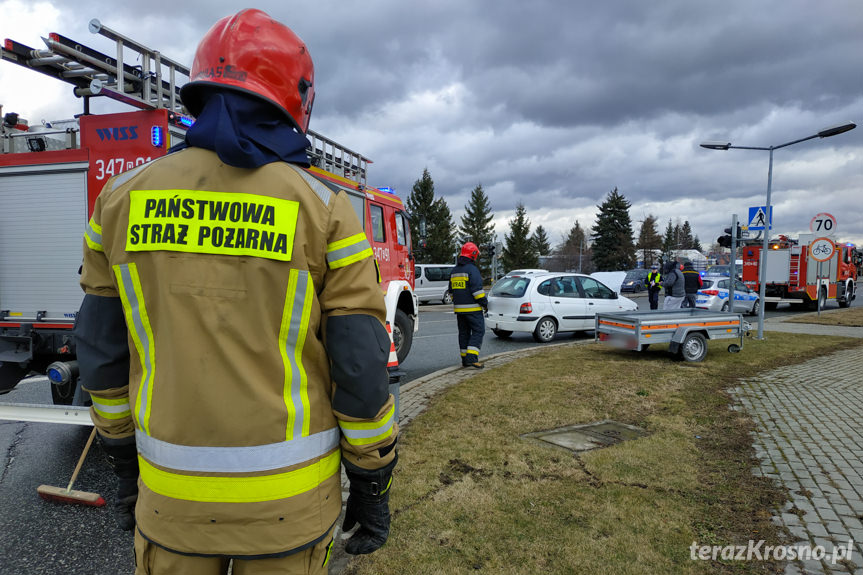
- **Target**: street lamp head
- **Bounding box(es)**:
[818,122,856,138]
[700,141,732,150]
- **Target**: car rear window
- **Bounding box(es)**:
[491,277,530,297]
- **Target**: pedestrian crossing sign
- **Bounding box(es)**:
[748,206,772,231]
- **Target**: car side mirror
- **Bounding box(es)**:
[612,292,619,300]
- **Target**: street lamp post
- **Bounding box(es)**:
[700,122,856,340]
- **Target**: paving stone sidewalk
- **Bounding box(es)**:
[731,315,863,575]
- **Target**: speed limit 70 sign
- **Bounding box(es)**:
[810,213,837,234]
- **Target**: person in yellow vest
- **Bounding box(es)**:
[646,263,662,310]
[74,10,397,574]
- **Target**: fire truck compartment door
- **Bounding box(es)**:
[807,252,838,284]
[764,250,790,284]
[0,163,88,318]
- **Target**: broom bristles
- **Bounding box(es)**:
[37,484,106,507]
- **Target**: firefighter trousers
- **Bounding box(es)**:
[134,528,334,575]
[457,311,485,364]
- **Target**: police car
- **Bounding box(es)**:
[695,275,759,314]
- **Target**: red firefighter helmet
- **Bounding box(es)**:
[180,9,315,133]
[460,242,480,260]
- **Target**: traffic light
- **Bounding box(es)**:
[717,225,741,248]
[486,244,496,258]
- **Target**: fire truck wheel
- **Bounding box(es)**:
[838,281,853,308]
[392,309,413,365]
[765,302,778,311]
[679,332,708,362]
[0,362,29,395]
[817,288,827,310]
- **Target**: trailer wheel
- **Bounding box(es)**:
[392,309,414,364]
[679,332,708,362]
[532,317,557,343]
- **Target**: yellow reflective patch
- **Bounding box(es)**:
[451,278,467,289]
[138,450,340,503]
[126,189,299,262]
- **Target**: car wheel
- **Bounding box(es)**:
[532,317,557,343]
[721,301,730,312]
[442,291,453,305]
[492,329,513,339]
[679,332,708,362]
[392,309,413,364]
[749,298,759,316]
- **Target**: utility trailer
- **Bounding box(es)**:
[594,308,745,362]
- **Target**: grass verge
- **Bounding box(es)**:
[345,333,862,575]
[784,306,863,327]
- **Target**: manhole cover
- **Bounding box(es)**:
[523,420,648,453]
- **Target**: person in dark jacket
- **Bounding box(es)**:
[449,242,487,368]
[646,263,662,310]
[662,260,685,309]
[681,261,703,308]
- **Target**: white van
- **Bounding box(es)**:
[415,264,455,304]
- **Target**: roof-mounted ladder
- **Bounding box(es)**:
[1,19,373,185]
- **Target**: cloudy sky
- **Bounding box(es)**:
[2,0,861,249]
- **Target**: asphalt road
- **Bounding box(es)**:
[0,291,858,573]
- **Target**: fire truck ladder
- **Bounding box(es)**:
[2,19,373,185]
[1,19,188,114]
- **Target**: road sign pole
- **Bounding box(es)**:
[756,148,774,340]
[728,214,737,312]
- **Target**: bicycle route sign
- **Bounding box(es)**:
[809,237,836,262]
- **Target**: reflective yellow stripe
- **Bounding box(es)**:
[327,232,367,252]
[92,405,131,420]
[84,218,104,252]
[454,305,482,313]
[91,396,131,420]
[138,450,341,503]
[340,405,396,447]
[125,189,299,262]
[327,233,373,269]
[279,270,313,440]
[114,263,156,435]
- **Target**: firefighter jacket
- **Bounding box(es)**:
[76,147,397,558]
[449,257,486,313]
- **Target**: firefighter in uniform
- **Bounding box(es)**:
[450,242,487,368]
[74,10,397,574]
[646,263,662,310]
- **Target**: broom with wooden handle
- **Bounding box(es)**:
[37,427,106,506]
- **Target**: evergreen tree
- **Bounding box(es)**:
[661,219,676,264]
[551,221,590,272]
[458,184,496,276]
[426,198,458,263]
[692,235,703,252]
[680,221,695,250]
[590,187,635,271]
[405,168,456,263]
[531,225,552,256]
[501,202,539,271]
[635,214,662,267]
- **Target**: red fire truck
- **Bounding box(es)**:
[741,234,860,310]
[0,20,417,409]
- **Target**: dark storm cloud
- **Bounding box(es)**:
[15,0,863,244]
